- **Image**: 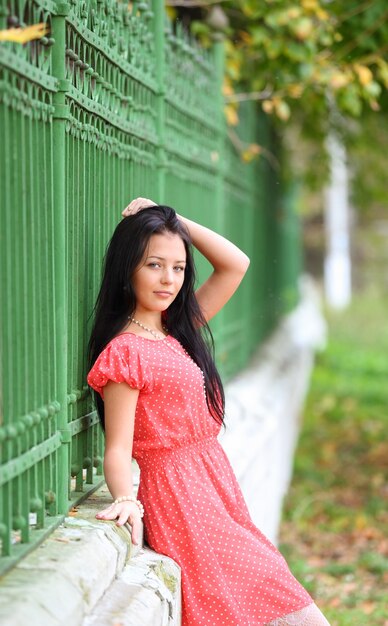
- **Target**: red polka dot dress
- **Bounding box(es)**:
[87,333,314,626]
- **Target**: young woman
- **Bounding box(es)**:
[87,198,331,626]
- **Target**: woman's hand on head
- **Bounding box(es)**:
[122,197,157,218]
[95,501,142,545]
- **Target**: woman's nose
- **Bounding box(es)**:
[161,268,174,283]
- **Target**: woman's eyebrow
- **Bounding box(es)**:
[146,255,186,263]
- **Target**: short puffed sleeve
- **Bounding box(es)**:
[87,337,151,399]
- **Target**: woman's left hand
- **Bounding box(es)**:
[95,500,142,545]
[122,197,157,218]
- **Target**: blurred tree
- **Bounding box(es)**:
[166,1,388,212]
[167,0,388,124]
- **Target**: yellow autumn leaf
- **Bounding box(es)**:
[224,104,239,126]
[222,79,234,97]
[316,8,329,21]
[241,143,262,162]
[354,64,373,86]
[165,6,177,21]
[262,100,274,114]
[301,0,318,10]
[286,7,302,20]
[241,149,254,163]
[274,100,291,121]
[361,601,376,616]
[287,83,304,98]
[238,30,253,45]
[289,17,313,41]
[302,0,329,21]
[330,71,350,90]
[355,513,368,530]
[0,22,49,44]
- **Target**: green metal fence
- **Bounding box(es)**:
[0,0,301,574]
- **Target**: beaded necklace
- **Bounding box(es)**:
[127,316,206,391]
[127,316,167,340]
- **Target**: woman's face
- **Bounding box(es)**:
[132,232,187,315]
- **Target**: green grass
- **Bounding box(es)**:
[279,291,388,626]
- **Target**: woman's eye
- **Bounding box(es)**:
[148,262,161,268]
[174,266,185,272]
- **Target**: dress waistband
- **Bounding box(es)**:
[134,435,219,470]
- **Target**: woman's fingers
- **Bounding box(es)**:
[95,503,116,519]
[116,510,142,546]
[96,503,142,545]
[128,197,156,213]
[95,501,124,520]
[122,197,157,217]
[129,516,141,545]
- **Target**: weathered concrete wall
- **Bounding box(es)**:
[0,277,325,626]
[220,277,326,543]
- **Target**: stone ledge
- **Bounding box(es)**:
[84,550,181,626]
[0,483,181,626]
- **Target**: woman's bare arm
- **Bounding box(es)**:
[95,381,142,544]
[178,214,250,322]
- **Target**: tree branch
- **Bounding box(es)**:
[227,128,280,171]
[333,9,388,60]
[225,88,273,103]
[165,0,228,7]
[336,0,377,25]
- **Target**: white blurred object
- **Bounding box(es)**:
[324,132,352,309]
[286,275,327,351]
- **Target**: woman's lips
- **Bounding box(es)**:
[154,291,173,298]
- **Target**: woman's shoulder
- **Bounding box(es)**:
[105,332,145,352]
[110,331,139,344]
[88,333,153,393]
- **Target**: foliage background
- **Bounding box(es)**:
[279,233,388,625]
[167,0,388,217]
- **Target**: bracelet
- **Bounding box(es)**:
[113,495,144,518]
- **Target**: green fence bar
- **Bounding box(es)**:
[52,0,71,516]
[0,0,302,575]
[0,0,64,574]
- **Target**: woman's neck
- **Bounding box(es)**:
[130,311,165,334]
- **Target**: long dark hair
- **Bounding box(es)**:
[87,205,225,429]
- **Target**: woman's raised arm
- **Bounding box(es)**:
[178,214,250,322]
